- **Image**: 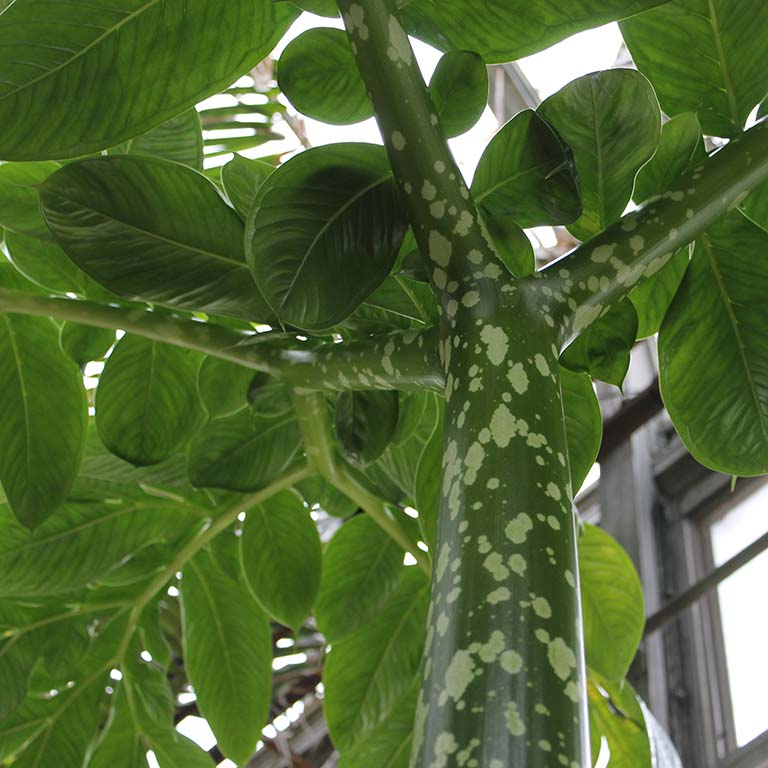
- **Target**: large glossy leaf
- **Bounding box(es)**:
[0,1,297,160]
[399,0,667,63]
[472,109,581,228]
[127,109,204,171]
[336,390,400,468]
[337,677,418,768]
[315,514,404,642]
[0,500,195,597]
[39,155,274,322]
[633,113,706,205]
[96,336,201,466]
[246,143,408,331]
[539,69,661,240]
[324,568,429,751]
[240,490,322,629]
[181,550,272,765]
[561,298,638,388]
[187,408,302,492]
[429,50,488,138]
[220,155,275,220]
[579,524,645,681]
[560,367,602,493]
[0,268,87,528]
[621,1,768,138]
[659,211,768,475]
[0,162,60,240]
[412,407,444,549]
[278,28,373,125]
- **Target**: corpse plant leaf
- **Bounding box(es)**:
[0,1,767,766]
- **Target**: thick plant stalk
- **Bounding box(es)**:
[537,117,768,344]
[0,288,442,391]
[339,2,589,765]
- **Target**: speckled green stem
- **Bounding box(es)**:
[0,289,442,391]
[339,2,589,765]
[536,118,768,347]
[337,0,507,313]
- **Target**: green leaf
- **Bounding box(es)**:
[472,109,581,228]
[429,50,488,138]
[0,500,196,597]
[246,143,408,330]
[181,550,272,764]
[337,676,418,768]
[630,246,690,340]
[621,1,768,138]
[358,276,438,327]
[659,211,768,475]
[315,514,405,642]
[221,155,275,220]
[187,408,302,492]
[324,567,429,751]
[240,490,322,629]
[0,268,87,528]
[0,1,298,160]
[278,28,373,125]
[5,232,96,296]
[39,155,275,322]
[336,390,400,467]
[539,70,661,240]
[127,109,204,171]
[561,299,638,388]
[484,213,536,277]
[60,323,115,368]
[96,336,201,466]
[197,356,256,419]
[399,0,667,63]
[588,674,651,768]
[633,113,706,204]
[560,367,602,494]
[579,524,645,681]
[0,162,60,240]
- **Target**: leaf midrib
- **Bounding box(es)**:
[279,172,393,311]
[351,583,426,735]
[0,0,162,103]
[707,0,740,128]
[1,315,33,504]
[47,193,246,270]
[700,235,768,443]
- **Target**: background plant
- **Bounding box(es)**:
[0,1,767,767]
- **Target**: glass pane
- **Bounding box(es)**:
[710,482,768,747]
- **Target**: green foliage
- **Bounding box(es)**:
[429,51,489,137]
[579,524,645,681]
[246,143,407,330]
[0,0,765,765]
[181,550,273,764]
[659,211,768,476]
[621,1,768,137]
[539,69,661,240]
[0,0,297,159]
